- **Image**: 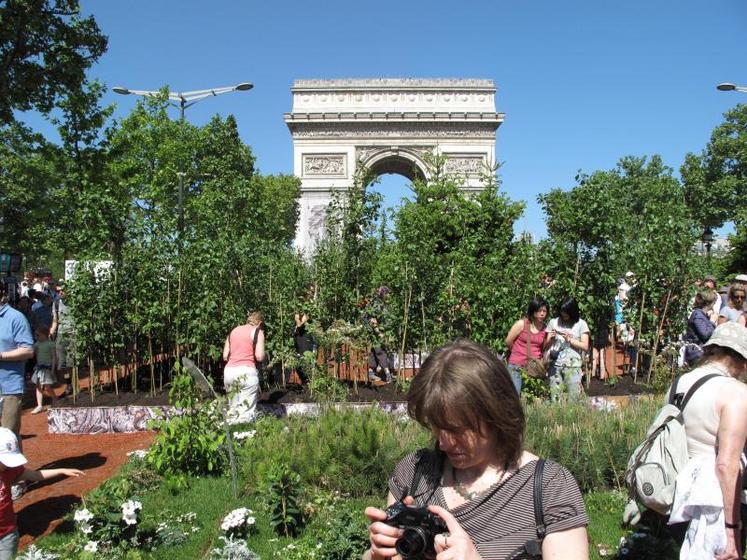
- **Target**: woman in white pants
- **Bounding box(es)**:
[223,311,265,423]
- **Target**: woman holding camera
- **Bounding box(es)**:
[363,339,589,560]
[546,297,589,402]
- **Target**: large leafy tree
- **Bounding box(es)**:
[387,158,530,350]
[681,103,747,273]
[0,0,107,125]
[540,155,698,345]
[49,80,120,260]
[0,122,58,262]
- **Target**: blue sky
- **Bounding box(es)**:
[23,0,747,238]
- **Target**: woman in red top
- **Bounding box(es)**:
[222,311,265,423]
[504,297,550,395]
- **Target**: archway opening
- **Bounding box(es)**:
[364,154,426,239]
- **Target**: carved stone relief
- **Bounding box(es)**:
[444,156,485,175]
[292,124,496,139]
[303,154,346,176]
[356,145,431,165]
[308,204,328,242]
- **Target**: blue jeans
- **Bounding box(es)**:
[0,529,18,560]
[549,364,583,402]
[507,365,523,395]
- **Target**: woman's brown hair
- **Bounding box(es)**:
[407,338,525,466]
[247,311,264,325]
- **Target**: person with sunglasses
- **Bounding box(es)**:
[719,284,746,327]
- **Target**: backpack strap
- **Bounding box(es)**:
[533,458,547,541]
[403,450,442,503]
[675,373,722,412]
[512,459,547,559]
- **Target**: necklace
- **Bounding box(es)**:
[451,464,510,502]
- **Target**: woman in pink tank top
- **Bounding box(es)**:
[222,311,265,423]
[504,297,550,395]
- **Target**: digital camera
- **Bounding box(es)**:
[383,501,447,560]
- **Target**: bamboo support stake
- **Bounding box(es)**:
[647,288,672,384]
[148,335,156,396]
[399,285,412,380]
[89,354,96,403]
[420,291,428,354]
[633,291,646,383]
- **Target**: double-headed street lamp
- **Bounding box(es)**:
[113,82,253,246]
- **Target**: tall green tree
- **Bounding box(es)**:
[49,80,120,261]
[540,155,698,344]
[0,122,58,262]
[681,103,747,273]
[0,0,107,125]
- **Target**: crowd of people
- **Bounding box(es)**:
[0,278,82,558]
[4,266,747,558]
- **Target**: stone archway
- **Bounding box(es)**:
[285,79,505,252]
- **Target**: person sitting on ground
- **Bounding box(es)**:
[363,339,589,560]
[504,297,550,394]
[665,323,747,559]
[31,326,57,414]
[546,297,590,402]
[364,286,393,384]
[719,284,746,326]
[222,311,265,424]
[0,427,83,560]
[683,289,717,365]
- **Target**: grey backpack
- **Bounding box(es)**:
[624,373,720,516]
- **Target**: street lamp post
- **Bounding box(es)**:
[113,83,253,247]
[702,226,714,269]
[717,82,747,94]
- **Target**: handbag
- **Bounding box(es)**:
[524,320,547,379]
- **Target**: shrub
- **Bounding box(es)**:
[241,408,430,497]
[147,374,227,476]
[524,398,659,492]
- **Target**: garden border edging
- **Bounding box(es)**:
[47,396,640,434]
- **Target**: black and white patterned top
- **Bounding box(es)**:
[388,449,589,560]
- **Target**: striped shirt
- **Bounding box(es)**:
[389,449,588,560]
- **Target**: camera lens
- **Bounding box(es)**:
[396,527,428,558]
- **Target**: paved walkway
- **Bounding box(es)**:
[15,409,154,549]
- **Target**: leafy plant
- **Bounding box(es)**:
[266,464,305,537]
[147,374,227,476]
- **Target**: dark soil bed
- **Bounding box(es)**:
[585,375,659,397]
[49,374,658,409]
[53,389,172,408]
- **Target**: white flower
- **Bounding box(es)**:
[121,500,142,525]
[79,522,93,535]
[233,430,256,441]
[83,541,98,553]
[74,509,94,523]
[121,500,142,514]
[126,449,148,459]
[220,507,254,532]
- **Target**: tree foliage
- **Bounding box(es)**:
[540,155,699,345]
[681,103,747,274]
[0,0,107,125]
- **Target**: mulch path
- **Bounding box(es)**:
[15,406,154,550]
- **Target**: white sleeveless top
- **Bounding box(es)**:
[666,362,739,459]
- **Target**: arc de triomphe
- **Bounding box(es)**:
[284,78,505,252]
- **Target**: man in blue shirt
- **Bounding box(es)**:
[0,283,33,443]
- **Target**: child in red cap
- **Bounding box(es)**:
[0,427,83,559]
